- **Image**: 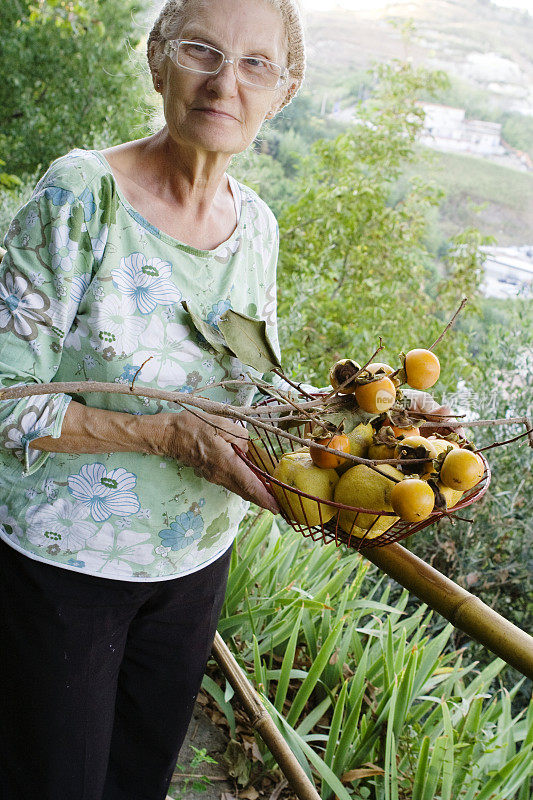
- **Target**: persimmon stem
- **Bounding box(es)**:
[428,297,468,351]
[418,416,526,428]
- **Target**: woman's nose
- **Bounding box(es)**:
[206,61,239,96]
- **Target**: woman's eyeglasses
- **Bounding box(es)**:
[164,40,289,90]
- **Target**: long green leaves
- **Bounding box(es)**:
[214,512,533,799]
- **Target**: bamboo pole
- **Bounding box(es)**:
[211,632,322,800]
[364,542,533,679]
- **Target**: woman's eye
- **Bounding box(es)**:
[242,57,265,69]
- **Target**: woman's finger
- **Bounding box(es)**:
[213,452,279,514]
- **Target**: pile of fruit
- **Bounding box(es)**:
[256,348,488,542]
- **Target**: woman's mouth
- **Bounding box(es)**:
[195,108,238,121]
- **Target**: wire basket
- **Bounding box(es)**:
[235,400,491,551]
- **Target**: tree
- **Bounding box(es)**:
[275,61,475,386]
[1,0,152,178]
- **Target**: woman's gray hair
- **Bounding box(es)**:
[147,0,306,113]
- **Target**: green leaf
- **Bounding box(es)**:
[286,619,345,727]
[201,674,236,738]
[326,683,349,771]
[295,695,333,736]
[474,743,533,800]
[421,736,446,800]
[393,646,417,739]
[412,736,430,800]
[181,300,232,354]
[332,644,369,776]
[440,700,454,800]
[264,697,352,800]
[321,680,348,800]
[384,679,398,800]
[218,308,282,371]
[274,605,304,713]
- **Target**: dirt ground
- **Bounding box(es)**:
[166,694,294,800]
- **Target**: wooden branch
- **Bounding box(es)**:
[364,543,533,679]
[211,632,321,800]
[0,381,426,467]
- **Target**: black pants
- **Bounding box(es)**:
[0,538,232,800]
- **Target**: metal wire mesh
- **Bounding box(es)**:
[235,400,491,551]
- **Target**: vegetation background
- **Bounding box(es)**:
[1,0,531,797]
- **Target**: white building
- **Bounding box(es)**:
[418,103,506,157]
[480,246,533,298]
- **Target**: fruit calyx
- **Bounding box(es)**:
[329,359,362,394]
[372,425,399,448]
[395,436,437,475]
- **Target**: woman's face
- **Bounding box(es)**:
[159,0,289,156]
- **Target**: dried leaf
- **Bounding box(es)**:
[251,740,264,763]
[268,779,288,800]
[181,300,232,355]
[466,571,479,587]
[373,425,398,446]
[342,765,385,781]
[218,309,282,372]
[220,793,238,800]
[223,739,251,787]
[240,788,260,800]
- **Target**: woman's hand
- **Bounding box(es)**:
[407,391,465,437]
[158,410,280,514]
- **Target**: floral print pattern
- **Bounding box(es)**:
[207,299,232,328]
[1,400,56,466]
[26,498,97,551]
[111,253,182,314]
[158,511,204,551]
[48,225,79,272]
[133,317,203,387]
[67,463,140,522]
[0,504,23,545]
[88,293,147,357]
[77,523,155,577]
[0,266,52,340]
[0,148,279,580]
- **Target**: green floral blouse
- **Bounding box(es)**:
[0,149,280,581]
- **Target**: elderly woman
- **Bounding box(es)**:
[0,0,304,797]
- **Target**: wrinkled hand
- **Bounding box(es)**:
[158,409,279,514]
[407,392,465,438]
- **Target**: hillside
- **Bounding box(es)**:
[410,149,533,245]
[297,0,533,246]
[303,0,533,117]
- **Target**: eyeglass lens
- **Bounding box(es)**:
[177,41,282,88]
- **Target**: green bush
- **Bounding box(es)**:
[1,0,153,178]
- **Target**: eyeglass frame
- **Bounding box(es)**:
[163,39,290,91]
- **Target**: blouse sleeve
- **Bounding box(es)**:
[0,168,101,475]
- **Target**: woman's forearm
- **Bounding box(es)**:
[29,400,279,513]
[30,401,164,456]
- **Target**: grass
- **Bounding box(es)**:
[407,149,533,246]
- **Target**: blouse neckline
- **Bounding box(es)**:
[87,149,244,257]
